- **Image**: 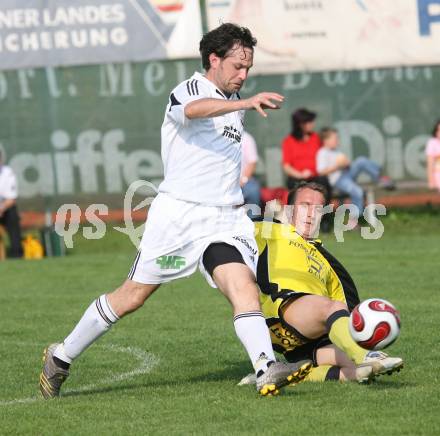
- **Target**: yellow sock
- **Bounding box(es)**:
[303,365,339,382]
[327,312,367,364]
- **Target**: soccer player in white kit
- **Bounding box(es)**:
[40,23,312,398]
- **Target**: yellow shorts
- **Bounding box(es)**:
[265,291,332,365]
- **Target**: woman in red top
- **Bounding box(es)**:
[282,108,331,201]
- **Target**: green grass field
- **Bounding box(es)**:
[1,212,440,435]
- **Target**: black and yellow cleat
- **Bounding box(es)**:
[39,343,69,399]
[257,360,312,396]
[259,384,280,396]
[286,361,313,386]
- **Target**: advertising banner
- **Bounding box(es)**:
[206,0,440,74]
[0,0,202,70]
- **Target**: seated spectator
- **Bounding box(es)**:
[281,108,331,202]
[282,108,331,231]
[0,150,23,258]
[426,119,440,192]
[316,128,394,216]
[241,131,261,220]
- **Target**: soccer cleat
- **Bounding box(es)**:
[256,360,312,396]
[285,360,314,385]
[237,372,256,386]
[355,365,374,384]
[239,360,314,387]
[39,343,69,399]
[357,350,403,380]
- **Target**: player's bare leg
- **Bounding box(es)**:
[283,295,368,362]
[237,344,366,386]
[107,280,160,316]
[40,280,159,399]
[315,344,361,381]
[282,295,402,381]
[300,344,372,382]
[211,262,311,395]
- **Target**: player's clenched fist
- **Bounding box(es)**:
[244,92,284,117]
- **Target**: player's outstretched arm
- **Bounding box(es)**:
[244,92,284,118]
[185,92,284,119]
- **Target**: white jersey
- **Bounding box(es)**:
[0,165,18,202]
[158,71,245,206]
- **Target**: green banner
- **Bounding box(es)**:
[0,61,437,211]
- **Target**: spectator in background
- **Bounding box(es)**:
[317,128,394,216]
[0,150,23,258]
[282,108,331,200]
[241,131,261,220]
[426,119,440,192]
[282,108,331,231]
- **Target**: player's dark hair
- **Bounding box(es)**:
[320,127,338,143]
[431,119,440,137]
[199,23,257,71]
[287,181,327,205]
[291,108,317,140]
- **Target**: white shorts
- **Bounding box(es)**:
[128,193,258,288]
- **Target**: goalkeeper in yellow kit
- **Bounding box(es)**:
[240,182,403,384]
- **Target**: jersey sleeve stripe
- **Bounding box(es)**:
[186,80,192,95]
[191,80,199,95]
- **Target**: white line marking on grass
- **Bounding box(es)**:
[0,344,159,407]
[0,397,37,406]
[64,344,159,394]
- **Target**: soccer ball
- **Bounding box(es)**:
[349,298,401,350]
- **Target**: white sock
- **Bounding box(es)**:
[233,311,276,375]
[53,294,119,364]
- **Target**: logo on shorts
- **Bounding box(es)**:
[156,255,186,270]
[232,236,258,257]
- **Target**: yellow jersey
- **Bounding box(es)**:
[254,221,358,357]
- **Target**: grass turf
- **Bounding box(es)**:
[0,212,439,435]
